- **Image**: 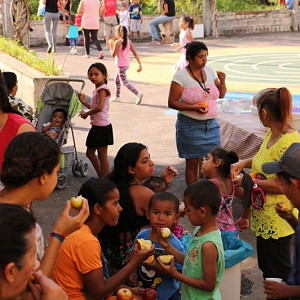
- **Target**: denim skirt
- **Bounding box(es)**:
[176,113,220,159]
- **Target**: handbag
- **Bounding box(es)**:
[250,176,266,210]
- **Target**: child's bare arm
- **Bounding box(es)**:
[186,30,194,42]
[129,41,142,72]
[78,93,90,109]
[42,122,54,133]
[79,90,107,119]
[110,39,121,57]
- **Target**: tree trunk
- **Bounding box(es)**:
[211,0,218,38]
[292,0,299,31]
[12,0,30,49]
[2,0,14,39]
[203,0,211,36]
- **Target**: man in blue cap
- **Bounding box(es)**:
[262,142,300,299]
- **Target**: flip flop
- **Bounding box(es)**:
[242,173,254,208]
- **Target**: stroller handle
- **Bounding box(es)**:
[44,78,86,92]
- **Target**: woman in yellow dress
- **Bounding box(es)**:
[232,87,300,282]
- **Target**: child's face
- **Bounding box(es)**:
[120,5,125,11]
[179,18,188,30]
[52,111,65,125]
[133,0,139,4]
[147,199,178,230]
[88,67,107,86]
[201,153,215,178]
[100,188,122,226]
[183,196,202,226]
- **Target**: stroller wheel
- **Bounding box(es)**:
[72,162,79,176]
[79,161,89,177]
[56,173,68,189]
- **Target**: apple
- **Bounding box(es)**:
[143,288,157,300]
[116,288,133,300]
[199,101,208,108]
[161,227,171,238]
[143,255,154,264]
[70,195,84,209]
[159,255,174,265]
[137,238,152,251]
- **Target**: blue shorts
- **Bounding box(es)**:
[175,113,220,159]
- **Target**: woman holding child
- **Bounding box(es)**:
[232,87,300,282]
[168,41,227,186]
[99,142,178,275]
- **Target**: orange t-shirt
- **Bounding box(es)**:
[52,225,103,300]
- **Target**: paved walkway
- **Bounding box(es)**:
[31,31,300,300]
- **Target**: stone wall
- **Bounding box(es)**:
[217,9,295,36]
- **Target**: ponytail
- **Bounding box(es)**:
[254,87,292,132]
[116,25,128,50]
[210,147,239,178]
[182,15,195,30]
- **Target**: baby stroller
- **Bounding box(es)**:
[35,78,89,189]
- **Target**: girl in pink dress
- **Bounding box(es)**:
[171,16,194,71]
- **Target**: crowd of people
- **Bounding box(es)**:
[1,2,300,299]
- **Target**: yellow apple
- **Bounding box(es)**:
[159,255,174,265]
[137,238,152,251]
[116,288,133,300]
[161,227,171,238]
[143,255,155,264]
[70,195,84,209]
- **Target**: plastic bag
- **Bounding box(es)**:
[221,230,254,268]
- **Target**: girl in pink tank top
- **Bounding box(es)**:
[201,147,249,232]
[108,25,143,105]
[171,15,195,71]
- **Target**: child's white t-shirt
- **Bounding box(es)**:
[119,10,129,30]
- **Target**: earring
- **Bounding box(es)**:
[11,277,14,283]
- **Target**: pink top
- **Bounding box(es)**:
[81,0,100,30]
[103,0,117,17]
[210,178,236,231]
[115,39,130,67]
[90,84,111,126]
[172,66,219,120]
[0,113,34,173]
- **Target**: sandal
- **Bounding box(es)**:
[242,173,254,208]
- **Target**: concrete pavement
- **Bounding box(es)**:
[31,31,300,299]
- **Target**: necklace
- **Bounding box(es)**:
[187,65,210,94]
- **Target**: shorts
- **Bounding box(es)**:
[103,16,118,37]
[86,124,114,148]
[176,113,220,159]
[130,19,141,32]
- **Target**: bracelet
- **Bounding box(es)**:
[50,232,65,243]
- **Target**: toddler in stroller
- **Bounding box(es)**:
[36,79,89,189]
[42,108,67,140]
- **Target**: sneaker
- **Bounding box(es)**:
[70,48,74,54]
[155,41,162,45]
[83,54,90,58]
[73,49,77,55]
[136,92,143,105]
[110,96,120,102]
[98,52,104,59]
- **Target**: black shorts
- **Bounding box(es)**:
[86,124,114,148]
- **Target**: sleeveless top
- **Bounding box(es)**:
[211,178,236,231]
[116,39,130,67]
[45,0,59,13]
[181,227,224,300]
[98,182,149,271]
[0,113,33,173]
